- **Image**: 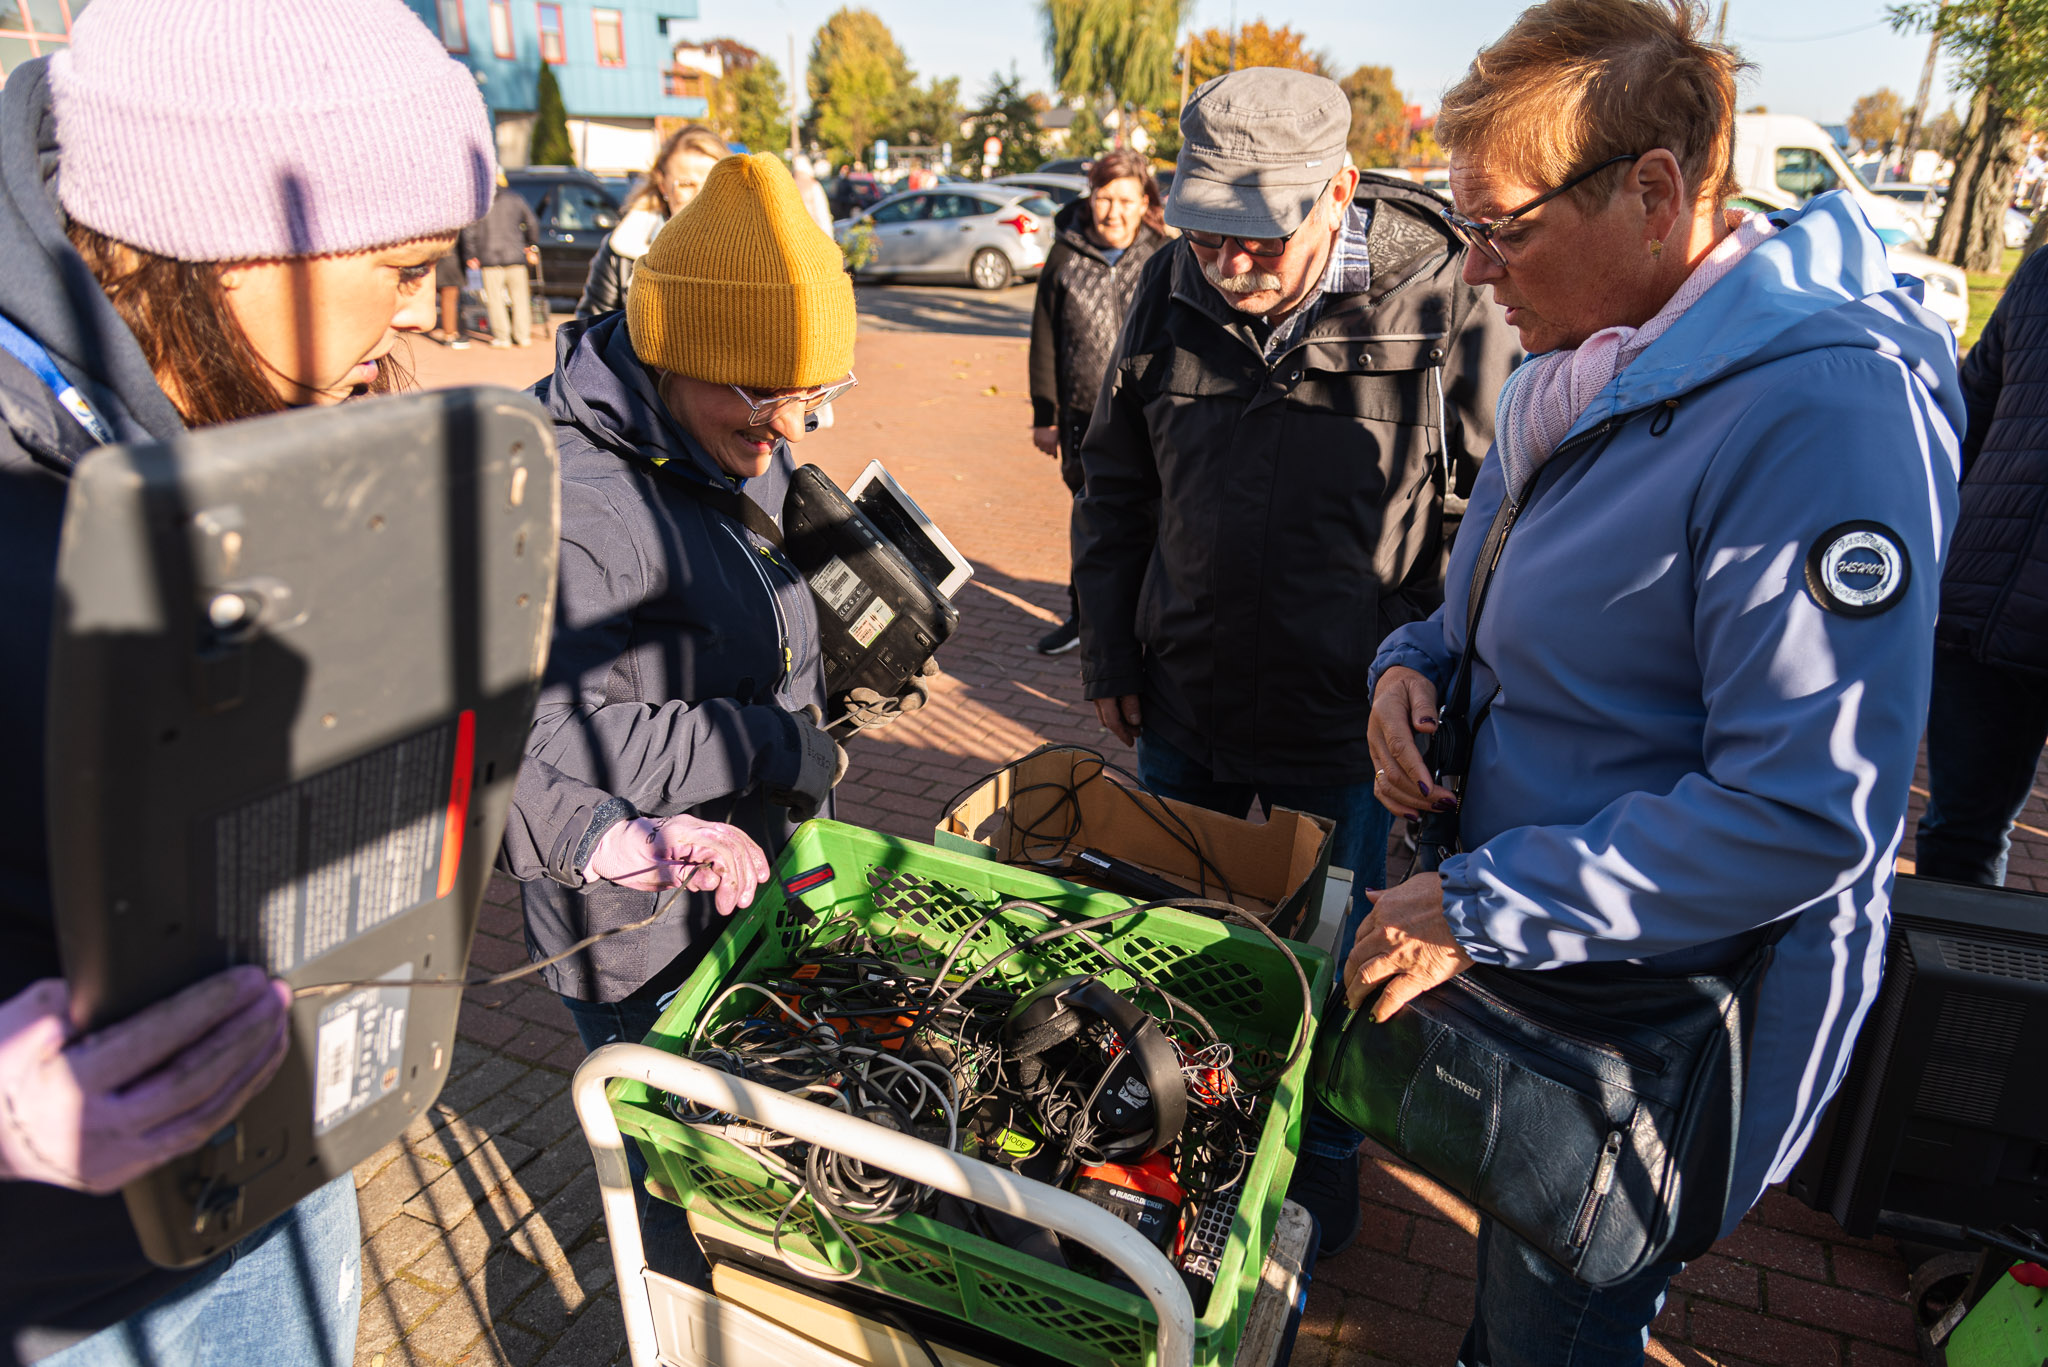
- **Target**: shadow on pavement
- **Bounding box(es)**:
[854,283,1034,338]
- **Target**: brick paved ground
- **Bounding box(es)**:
[349,289,2048,1365]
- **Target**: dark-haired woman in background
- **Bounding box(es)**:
[1026,149,1167,655]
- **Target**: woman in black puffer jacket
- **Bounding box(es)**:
[1024,149,1167,654]
[1918,246,2048,886]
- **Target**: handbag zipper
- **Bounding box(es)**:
[1569,1130,1625,1250]
[1453,976,1666,1073]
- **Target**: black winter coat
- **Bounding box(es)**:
[574,239,634,320]
[1028,201,1166,481]
[502,314,826,1002]
[0,59,230,1358]
[1940,245,2048,675]
[458,186,537,267]
[1071,176,1522,785]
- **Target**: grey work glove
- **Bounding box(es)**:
[767,704,848,822]
[840,658,938,733]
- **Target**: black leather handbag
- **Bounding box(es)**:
[1313,469,1785,1287]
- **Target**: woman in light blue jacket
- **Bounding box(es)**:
[1345,2,1960,1362]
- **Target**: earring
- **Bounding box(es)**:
[1649,238,1664,258]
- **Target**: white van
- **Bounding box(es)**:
[1733,113,1968,334]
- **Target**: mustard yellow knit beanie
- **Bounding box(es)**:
[627,152,855,388]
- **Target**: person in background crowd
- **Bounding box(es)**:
[1027,149,1167,655]
[792,153,835,236]
[462,173,539,348]
[1071,66,1520,1253]
[1916,246,2048,886]
[503,152,927,1277]
[1356,2,1957,1359]
[0,0,497,1362]
[427,245,469,348]
[576,124,728,321]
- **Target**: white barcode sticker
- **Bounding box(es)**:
[809,555,864,619]
[313,1007,359,1127]
[309,964,412,1135]
[849,597,896,648]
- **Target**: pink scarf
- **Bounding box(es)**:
[1495,210,1779,501]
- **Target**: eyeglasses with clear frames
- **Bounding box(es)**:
[1439,153,1644,267]
[727,373,859,426]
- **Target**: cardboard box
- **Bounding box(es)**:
[934,745,1332,938]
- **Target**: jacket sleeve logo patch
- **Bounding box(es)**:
[1804,521,1910,617]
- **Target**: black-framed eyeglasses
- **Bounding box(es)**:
[1441,153,1643,267]
[728,374,858,426]
[1182,177,1337,258]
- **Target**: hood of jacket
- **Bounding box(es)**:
[1051,197,1165,265]
[1573,191,1964,445]
[541,311,772,496]
[0,58,183,450]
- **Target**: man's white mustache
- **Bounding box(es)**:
[1201,257,1283,293]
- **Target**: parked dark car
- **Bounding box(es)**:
[504,167,621,308]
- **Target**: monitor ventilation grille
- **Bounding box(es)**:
[1912,991,2025,1126]
[1935,937,2048,983]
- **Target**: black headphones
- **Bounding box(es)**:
[1001,975,1187,1160]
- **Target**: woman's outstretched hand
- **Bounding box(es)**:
[1368,665,1450,820]
[1344,873,1474,1021]
[585,814,771,913]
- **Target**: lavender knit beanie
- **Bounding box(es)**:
[49,0,496,262]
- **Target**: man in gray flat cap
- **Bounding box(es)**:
[1069,67,1520,1255]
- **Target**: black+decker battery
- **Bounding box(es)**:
[781,464,958,714]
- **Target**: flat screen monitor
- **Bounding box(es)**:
[1788,874,2048,1241]
[45,387,558,1266]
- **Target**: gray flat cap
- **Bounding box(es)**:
[1166,68,1352,239]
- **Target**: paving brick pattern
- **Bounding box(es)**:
[350,291,2048,1365]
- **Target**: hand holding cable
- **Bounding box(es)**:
[585,813,770,913]
[1367,665,1452,819]
[834,658,938,734]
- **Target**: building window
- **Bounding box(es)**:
[435,0,467,52]
[0,0,81,82]
[664,68,706,99]
[488,0,514,57]
[592,8,624,67]
[535,2,564,64]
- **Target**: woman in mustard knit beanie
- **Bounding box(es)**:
[502,151,919,1278]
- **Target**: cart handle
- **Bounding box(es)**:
[573,1041,1197,1367]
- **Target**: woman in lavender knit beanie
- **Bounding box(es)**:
[0,3,491,1365]
[42,0,496,421]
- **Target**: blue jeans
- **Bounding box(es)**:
[1135,731,1392,1158]
[560,992,711,1286]
[43,1173,360,1367]
[1917,647,2048,886]
[1459,1215,1682,1367]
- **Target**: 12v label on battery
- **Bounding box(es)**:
[312,965,411,1135]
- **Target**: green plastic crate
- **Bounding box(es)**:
[606,820,1330,1367]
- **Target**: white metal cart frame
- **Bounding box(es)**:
[574,1041,1207,1367]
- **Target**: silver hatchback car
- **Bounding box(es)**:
[836,187,1059,290]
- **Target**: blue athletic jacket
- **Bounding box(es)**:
[1371,192,1962,1232]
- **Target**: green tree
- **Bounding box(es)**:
[807,7,912,167]
[965,70,1046,177]
[532,63,575,166]
[893,76,963,151]
[1847,87,1907,150]
[1185,19,1328,88]
[1891,0,2048,270]
[1042,0,1189,147]
[728,60,789,153]
[1340,65,1408,167]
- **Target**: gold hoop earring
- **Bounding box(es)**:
[1649,238,1664,258]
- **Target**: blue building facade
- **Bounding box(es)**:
[406,0,706,168]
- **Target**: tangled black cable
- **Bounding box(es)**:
[936,745,1238,903]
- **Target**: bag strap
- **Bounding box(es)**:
[644,456,787,549]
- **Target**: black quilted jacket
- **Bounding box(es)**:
[1028,201,1167,430]
[1942,246,2048,674]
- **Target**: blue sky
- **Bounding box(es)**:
[675,0,1964,128]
